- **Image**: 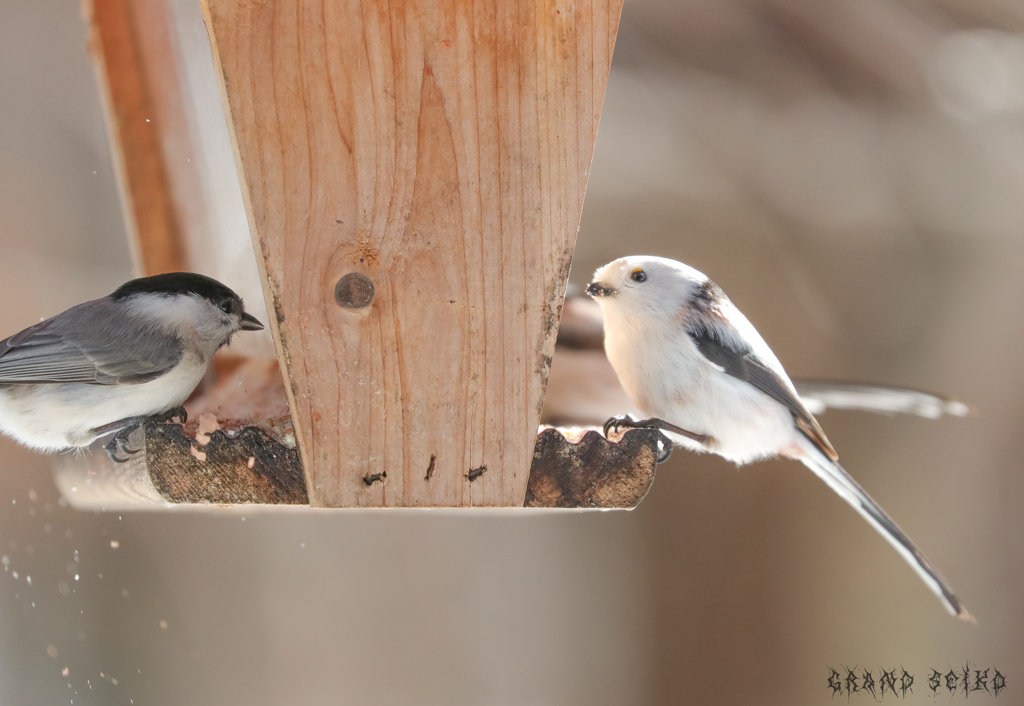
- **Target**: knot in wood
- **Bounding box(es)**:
[335,273,375,309]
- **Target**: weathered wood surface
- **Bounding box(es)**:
[85,0,186,275]
[525,428,659,509]
[54,425,657,510]
[53,356,660,510]
[202,0,624,507]
[84,0,276,358]
[54,422,307,506]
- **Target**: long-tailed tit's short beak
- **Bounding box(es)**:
[586,282,615,297]
[240,312,264,331]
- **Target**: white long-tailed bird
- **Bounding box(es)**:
[587,255,971,620]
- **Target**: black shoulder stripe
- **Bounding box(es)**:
[688,326,837,460]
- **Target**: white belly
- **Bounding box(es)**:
[0,357,207,452]
[605,327,796,465]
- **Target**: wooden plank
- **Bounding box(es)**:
[85,0,185,275]
[53,421,307,507]
[525,429,658,508]
[84,0,277,358]
[202,0,624,507]
[54,424,658,510]
[54,354,659,510]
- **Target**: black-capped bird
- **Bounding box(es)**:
[0,272,263,461]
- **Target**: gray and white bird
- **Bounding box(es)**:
[587,255,971,620]
[0,272,263,461]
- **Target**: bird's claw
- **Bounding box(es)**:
[602,416,679,464]
[104,441,129,463]
[602,415,639,439]
[104,424,141,463]
[151,406,187,425]
[116,430,140,456]
[99,407,185,463]
[655,433,673,464]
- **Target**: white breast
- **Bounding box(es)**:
[0,354,208,452]
[602,308,797,465]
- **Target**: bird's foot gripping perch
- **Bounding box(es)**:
[603,415,713,464]
[147,406,188,426]
[94,406,188,463]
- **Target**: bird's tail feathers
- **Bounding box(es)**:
[795,435,973,622]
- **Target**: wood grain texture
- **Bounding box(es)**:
[54,360,662,511]
[54,425,659,510]
[85,0,186,275]
[85,0,277,357]
[202,0,624,506]
[525,429,658,509]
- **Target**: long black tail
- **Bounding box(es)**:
[796,434,973,621]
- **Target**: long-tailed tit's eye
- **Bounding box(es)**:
[630,268,647,283]
[219,300,233,314]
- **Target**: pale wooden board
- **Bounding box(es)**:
[202,0,624,507]
[84,0,186,276]
[51,359,659,511]
[84,0,276,358]
[53,425,659,511]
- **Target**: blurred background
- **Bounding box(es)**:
[1,0,1022,704]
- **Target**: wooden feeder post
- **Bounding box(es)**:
[65,0,660,511]
[203,0,623,507]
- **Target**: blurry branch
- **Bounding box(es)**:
[759,0,940,102]
[792,381,970,418]
[84,0,185,275]
[921,0,1024,34]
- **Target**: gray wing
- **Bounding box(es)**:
[0,299,183,385]
[688,325,838,460]
[793,381,971,419]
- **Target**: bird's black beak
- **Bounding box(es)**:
[586,282,615,297]
[240,312,264,331]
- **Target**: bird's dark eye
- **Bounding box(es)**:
[219,300,233,314]
[630,268,647,283]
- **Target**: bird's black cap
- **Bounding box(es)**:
[111,272,241,306]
